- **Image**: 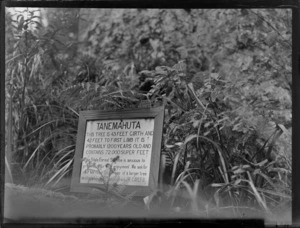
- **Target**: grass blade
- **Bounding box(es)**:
[246,171,272,215]
[171,151,181,186]
[45,159,73,186]
[23,141,45,169]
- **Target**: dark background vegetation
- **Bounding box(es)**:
[4,8,292,222]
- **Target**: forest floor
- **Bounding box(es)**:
[4,182,291,225]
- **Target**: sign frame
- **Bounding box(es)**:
[70,106,164,196]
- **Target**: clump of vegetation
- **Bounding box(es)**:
[81,155,137,210]
[5,8,291,222]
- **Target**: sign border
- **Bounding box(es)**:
[70,106,165,196]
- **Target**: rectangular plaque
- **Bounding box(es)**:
[71,106,164,196]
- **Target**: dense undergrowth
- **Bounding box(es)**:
[5,8,291,221]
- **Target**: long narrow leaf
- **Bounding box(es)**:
[184,134,229,184]
[23,141,45,169]
[246,171,271,215]
[171,151,181,186]
[256,187,291,199]
[65,105,79,117]
[53,145,75,160]
[45,159,73,186]
[174,161,191,185]
[55,149,75,166]
[181,180,200,212]
[256,172,277,190]
[266,129,283,159]
[24,119,57,138]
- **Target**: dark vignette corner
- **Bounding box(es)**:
[292,0,300,226]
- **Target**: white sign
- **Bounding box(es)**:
[80,118,154,186]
